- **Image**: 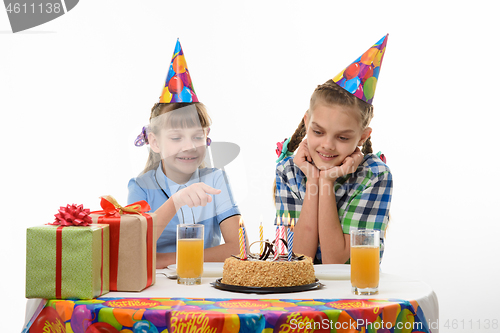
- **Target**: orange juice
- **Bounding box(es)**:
[350,245,379,289]
[177,239,204,278]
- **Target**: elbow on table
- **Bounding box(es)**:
[293,243,317,261]
[226,241,240,259]
[156,252,176,269]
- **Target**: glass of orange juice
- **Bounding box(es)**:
[176,224,204,285]
[350,229,380,295]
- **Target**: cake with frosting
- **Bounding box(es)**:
[221,254,316,288]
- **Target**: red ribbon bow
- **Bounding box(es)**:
[51,204,92,226]
[96,195,151,217]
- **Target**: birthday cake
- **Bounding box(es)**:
[221,255,316,288]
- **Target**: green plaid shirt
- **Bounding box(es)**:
[275,153,392,262]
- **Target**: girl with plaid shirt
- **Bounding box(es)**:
[275,82,392,264]
[274,35,392,264]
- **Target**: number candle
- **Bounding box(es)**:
[287,219,294,261]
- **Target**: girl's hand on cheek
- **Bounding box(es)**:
[320,147,364,182]
[293,139,320,179]
[172,183,221,210]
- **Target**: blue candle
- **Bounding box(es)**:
[287,219,294,261]
[242,220,247,260]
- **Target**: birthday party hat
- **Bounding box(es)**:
[332,34,388,104]
[159,39,199,103]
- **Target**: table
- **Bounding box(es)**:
[24,270,439,333]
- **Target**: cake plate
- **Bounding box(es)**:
[211,278,323,294]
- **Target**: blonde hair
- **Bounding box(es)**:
[141,102,212,175]
[288,80,374,155]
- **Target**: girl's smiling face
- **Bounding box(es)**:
[150,126,207,184]
[304,103,372,170]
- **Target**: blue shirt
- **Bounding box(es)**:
[128,162,241,253]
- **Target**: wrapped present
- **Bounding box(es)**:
[91,196,156,292]
[26,204,109,299]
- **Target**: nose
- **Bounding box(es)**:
[321,136,335,151]
[181,139,197,152]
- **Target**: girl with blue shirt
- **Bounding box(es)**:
[128,40,241,268]
[128,102,241,268]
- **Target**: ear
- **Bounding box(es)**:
[148,132,161,154]
[358,127,372,146]
[303,112,309,131]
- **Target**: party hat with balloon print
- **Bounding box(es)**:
[332,34,388,104]
[159,39,199,103]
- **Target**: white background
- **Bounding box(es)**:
[2,1,499,332]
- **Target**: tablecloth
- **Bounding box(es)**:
[24,271,439,333]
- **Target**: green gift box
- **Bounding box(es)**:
[26,224,109,299]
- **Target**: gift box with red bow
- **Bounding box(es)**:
[26,204,109,299]
[91,196,156,292]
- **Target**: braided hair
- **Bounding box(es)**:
[141,102,212,175]
[287,118,306,153]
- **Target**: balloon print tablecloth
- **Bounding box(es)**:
[26,297,432,333]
